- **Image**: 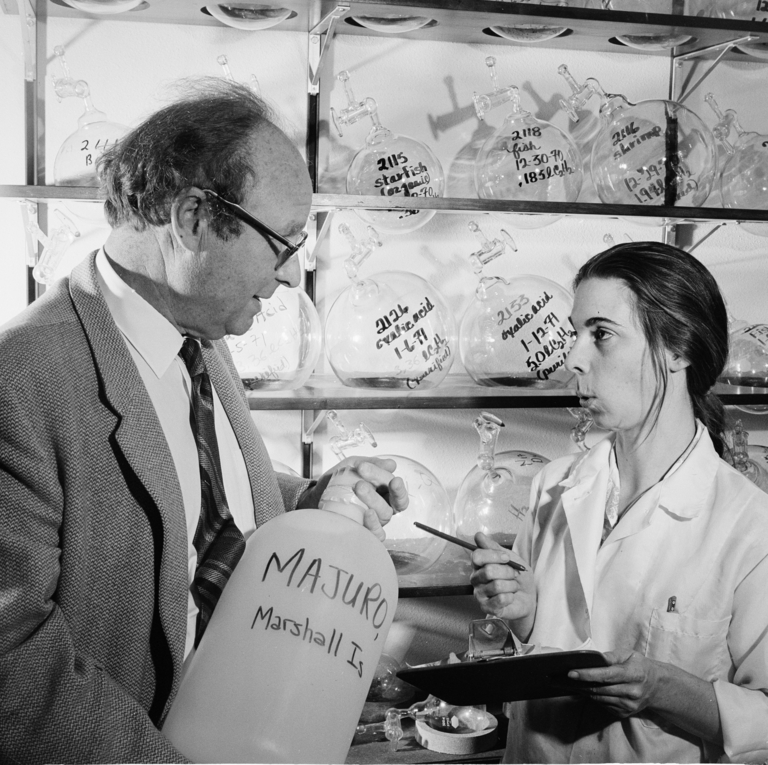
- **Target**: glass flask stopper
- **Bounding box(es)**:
[558,64,717,207]
[705,93,768,222]
[324,223,456,390]
[568,406,595,451]
[718,317,768,389]
[727,420,768,494]
[225,284,322,391]
[325,411,453,575]
[52,46,129,187]
[459,220,574,388]
[473,56,583,206]
[453,412,549,547]
[19,202,81,285]
[331,70,445,234]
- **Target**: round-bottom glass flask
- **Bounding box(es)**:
[460,274,574,388]
[718,322,768,389]
[347,133,444,234]
[226,285,322,390]
[377,455,452,575]
[454,449,550,548]
[325,271,456,390]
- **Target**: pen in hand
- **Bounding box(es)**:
[413,521,527,572]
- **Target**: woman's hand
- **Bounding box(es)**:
[566,650,659,718]
[297,457,409,541]
[469,532,536,640]
[566,650,723,743]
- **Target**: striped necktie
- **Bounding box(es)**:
[179,337,246,648]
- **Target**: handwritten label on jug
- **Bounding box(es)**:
[497,290,573,381]
[250,546,391,680]
[251,606,367,677]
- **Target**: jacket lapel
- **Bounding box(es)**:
[68,253,188,682]
[559,439,612,617]
[201,340,285,528]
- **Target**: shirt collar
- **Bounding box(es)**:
[95,248,184,378]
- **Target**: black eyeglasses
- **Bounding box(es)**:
[203,188,308,271]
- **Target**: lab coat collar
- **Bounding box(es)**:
[557,421,719,614]
[655,421,718,520]
[559,438,612,615]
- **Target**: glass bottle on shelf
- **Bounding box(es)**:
[705,2,768,58]
[718,316,768,389]
[726,420,768,494]
[488,0,595,44]
[331,70,445,234]
[204,3,294,30]
[601,0,698,50]
[52,46,129,187]
[224,284,322,391]
[62,0,144,13]
[350,13,436,32]
[705,93,768,232]
[324,224,456,390]
[459,220,574,388]
[454,412,550,548]
[557,64,717,207]
[325,411,453,576]
[472,57,583,209]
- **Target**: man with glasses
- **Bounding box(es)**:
[0,78,407,764]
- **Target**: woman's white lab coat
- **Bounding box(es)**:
[505,423,768,763]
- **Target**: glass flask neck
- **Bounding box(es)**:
[77,99,108,127]
[502,105,533,125]
[475,275,509,302]
[366,122,394,147]
[599,92,632,122]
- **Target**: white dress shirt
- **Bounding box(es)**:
[95,249,256,659]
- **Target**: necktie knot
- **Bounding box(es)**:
[180,337,205,378]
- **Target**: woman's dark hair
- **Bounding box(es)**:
[99,78,281,240]
[573,241,729,457]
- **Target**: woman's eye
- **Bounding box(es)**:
[593,327,611,342]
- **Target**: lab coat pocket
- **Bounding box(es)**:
[640,608,731,729]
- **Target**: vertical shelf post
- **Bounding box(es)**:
[17,0,46,302]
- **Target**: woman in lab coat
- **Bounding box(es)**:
[471,241,768,764]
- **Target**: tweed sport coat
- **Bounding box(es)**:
[0,252,311,764]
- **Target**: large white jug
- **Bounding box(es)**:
[163,476,399,763]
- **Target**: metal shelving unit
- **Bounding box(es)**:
[3,1,767,594]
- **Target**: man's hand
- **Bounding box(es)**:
[469,532,536,640]
[297,457,409,541]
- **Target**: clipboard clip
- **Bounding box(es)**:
[466,617,519,661]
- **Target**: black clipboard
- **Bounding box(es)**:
[397,650,609,706]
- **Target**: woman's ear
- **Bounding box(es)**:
[667,349,690,373]
[170,187,210,252]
